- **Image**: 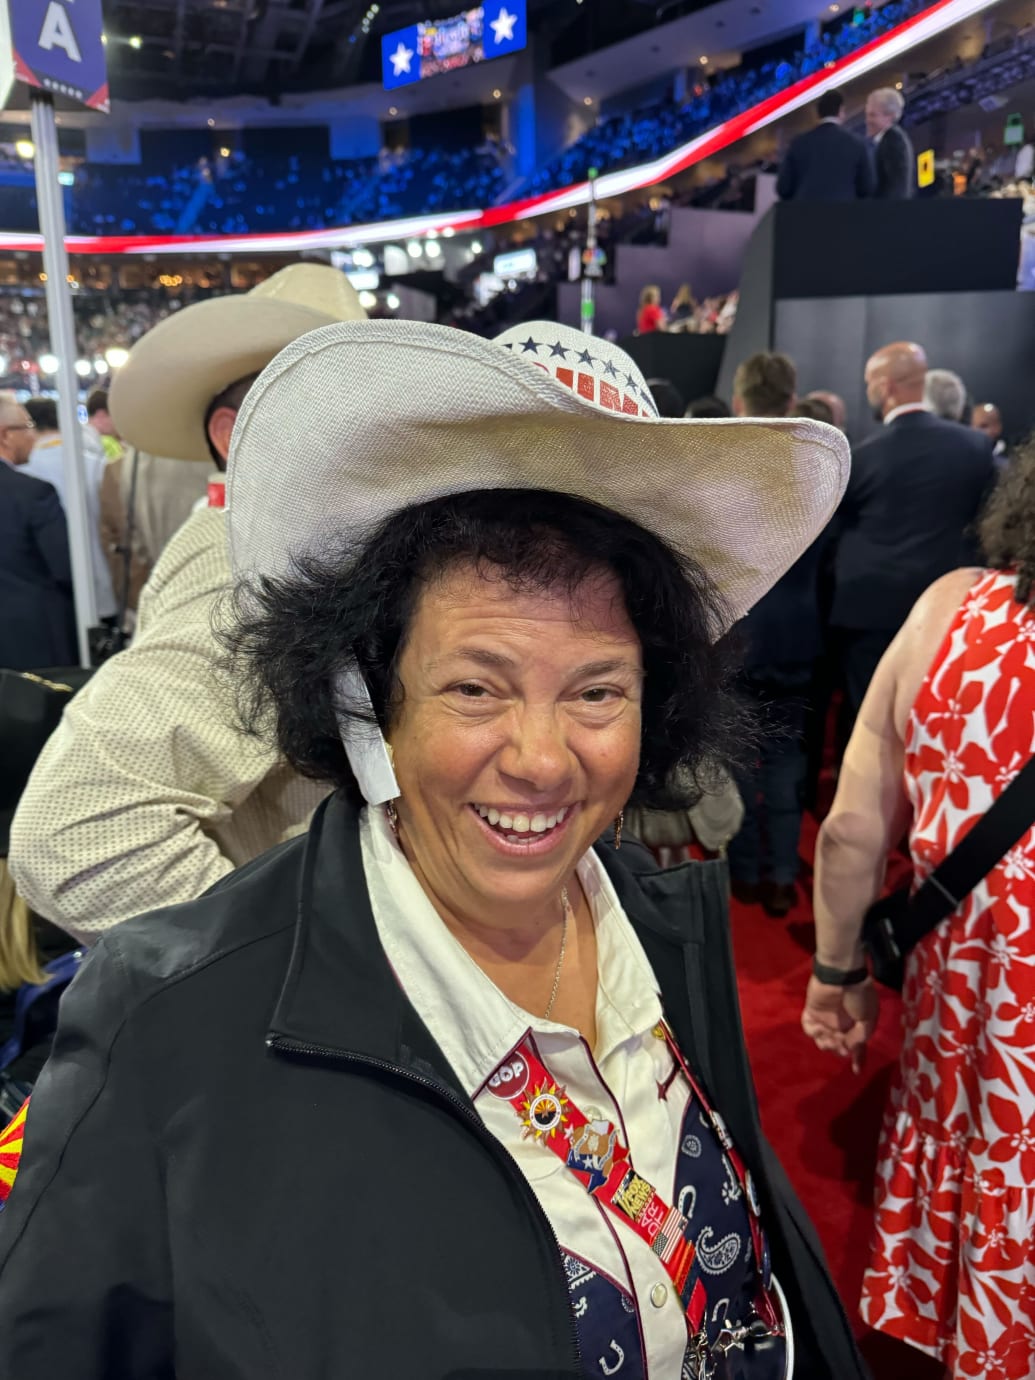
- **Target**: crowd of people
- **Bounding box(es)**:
[632,340,1032,1379]
[635,282,738,336]
[528,0,927,196]
[1,7,1035,1369]
[0,291,176,390]
[0,242,1030,1377]
[65,143,509,237]
[1,264,899,1379]
[5,0,944,240]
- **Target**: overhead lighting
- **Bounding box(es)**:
[75,359,92,378]
[128,35,142,49]
[15,139,34,159]
[442,227,455,238]
[471,239,483,255]
[358,290,377,309]
[0,354,7,374]
[493,89,501,99]
[207,118,215,128]
[895,80,903,89]
[829,3,840,9]
[101,32,108,45]
[426,241,442,259]
[699,55,708,65]
[93,357,107,373]
[352,248,375,268]
[219,146,231,157]
[583,96,593,105]
[105,346,130,370]
[388,106,398,116]
[386,293,400,310]
[406,240,422,258]
[38,353,59,374]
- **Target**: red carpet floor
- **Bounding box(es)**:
[731,815,948,1378]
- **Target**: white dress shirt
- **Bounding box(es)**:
[361,807,791,1378]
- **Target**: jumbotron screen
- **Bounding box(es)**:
[382,0,526,91]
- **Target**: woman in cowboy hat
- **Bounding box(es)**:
[0,322,866,1380]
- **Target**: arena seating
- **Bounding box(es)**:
[526,0,927,196]
[7,0,934,238]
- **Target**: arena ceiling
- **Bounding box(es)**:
[100,0,719,98]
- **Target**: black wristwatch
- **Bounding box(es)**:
[811,956,870,986]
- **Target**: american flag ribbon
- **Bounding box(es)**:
[493,1036,707,1330]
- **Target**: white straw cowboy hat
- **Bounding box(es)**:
[109,264,367,464]
[227,318,849,630]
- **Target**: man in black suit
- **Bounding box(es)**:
[831,341,994,712]
[727,353,832,917]
[0,396,76,670]
[866,87,915,199]
[777,89,875,202]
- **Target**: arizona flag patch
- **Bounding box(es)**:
[0,1098,28,1210]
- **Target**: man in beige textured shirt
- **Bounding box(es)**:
[9,266,366,940]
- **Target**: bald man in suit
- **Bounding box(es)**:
[831,342,993,712]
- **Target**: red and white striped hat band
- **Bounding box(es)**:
[226,318,849,634]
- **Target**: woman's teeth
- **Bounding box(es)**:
[473,804,569,835]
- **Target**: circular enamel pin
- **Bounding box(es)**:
[486,1053,529,1100]
[522,1081,569,1141]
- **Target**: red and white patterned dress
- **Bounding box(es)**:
[860,569,1035,1376]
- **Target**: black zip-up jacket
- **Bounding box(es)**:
[0,794,868,1379]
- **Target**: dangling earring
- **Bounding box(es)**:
[613,810,624,850]
[386,800,399,836]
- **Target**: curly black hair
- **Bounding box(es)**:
[979,440,1035,608]
[219,488,745,808]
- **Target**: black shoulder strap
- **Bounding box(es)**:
[896,755,1035,954]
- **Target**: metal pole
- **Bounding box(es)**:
[580,168,599,336]
[30,91,96,666]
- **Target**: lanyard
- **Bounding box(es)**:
[488,1026,783,1347]
[655,1020,775,1322]
[489,1035,706,1331]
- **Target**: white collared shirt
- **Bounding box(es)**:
[883,401,930,426]
[360,806,695,1377]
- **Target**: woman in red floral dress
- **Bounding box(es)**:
[801,447,1035,1378]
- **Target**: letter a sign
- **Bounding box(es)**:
[2,0,109,112]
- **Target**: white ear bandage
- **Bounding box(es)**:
[333,669,400,806]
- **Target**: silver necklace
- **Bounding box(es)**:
[543,887,572,1021]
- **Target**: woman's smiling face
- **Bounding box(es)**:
[387,561,643,928]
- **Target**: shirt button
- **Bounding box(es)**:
[650,1282,668,1309]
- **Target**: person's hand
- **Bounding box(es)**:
[801,976,878,1074]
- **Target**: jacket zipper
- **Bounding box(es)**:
[266,1035,584,1373]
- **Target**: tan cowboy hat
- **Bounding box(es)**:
[227,319,850,630]
[109,264,367,464]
